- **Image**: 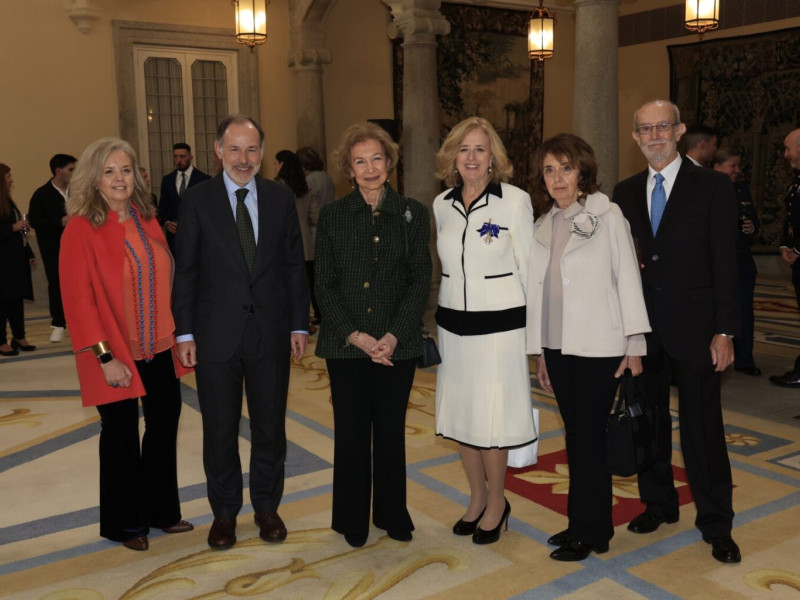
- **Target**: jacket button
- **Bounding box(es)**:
[367,307,372,313]
[373,236,380,243]
[652,254,659,261]
[374,211,380,217]
[363,282,370,289]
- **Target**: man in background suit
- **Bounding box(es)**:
[173,115,309,550]
[681,123,718,168]
[613,99,741,563]
[159,142,210,252]
[29,153,77,342]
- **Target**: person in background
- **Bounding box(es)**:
[139,167,159,211]
[314,121,431,548]
[60,138,194,552]
[297,145,335,325]
[433,117,536,545]
[713,147,760,377]
[159,142,211,252]
[527,134,650,561]
[0,163,36,356]
[682,124,718,168]
[29,153,76,342]
[275,150,315,333]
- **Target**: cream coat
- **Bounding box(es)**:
[526,192,651,357]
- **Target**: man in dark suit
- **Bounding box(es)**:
[613,99,741,563]
[159,142,210,252]
[29,153,77,342]
[173,115,309,550]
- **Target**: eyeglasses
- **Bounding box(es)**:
[636,122,677,135]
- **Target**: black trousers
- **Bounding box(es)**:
[0,297,25,344]
[733,252,757,369]
[306,260,320,320]
[326,358,416,537]
[95,349,183,542]
[195,320,289,518]
[792,262,800,373]
[637,330,734,539]
[543,349,621,546]
[41,248,66,327]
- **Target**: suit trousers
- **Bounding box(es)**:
[543,349,621,546]
[734,252,757,369]
[792,262,800,373]
[95,349,183,542]
[41,247,66,327]
[195,317,290,518]
[326,358,416,537]
[637,330,734,538]
[0,297,25,344]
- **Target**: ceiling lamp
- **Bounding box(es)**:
[233,0,269,50]
[685,0,719,34]
[528,0,555,61]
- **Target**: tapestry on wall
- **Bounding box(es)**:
[393,3,544,194]
[669,27,800,250]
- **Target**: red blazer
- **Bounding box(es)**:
[60,208,192,406]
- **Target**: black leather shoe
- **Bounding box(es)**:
[11,339,36,352]
[549,540,609,561]
[0,347,19,357]
[706,536,741,563]
[547,529,570,546]
[388,529,412,542]
[208,517,236,550]
[627,511,679,534]
[735,366,761,376]
[453,506,486,536]
[472,499,510,545]
[344,533,367,547]
[254,511,287,543]
[769,372,800,387]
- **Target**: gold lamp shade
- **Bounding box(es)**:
[685,0,719,34]
[233,0,269,49]
[528,2,555,61]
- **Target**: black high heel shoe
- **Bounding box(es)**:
[453,506,486,536]
[472,499,510,545]
[0,346,19,357]
[11,339,36,352]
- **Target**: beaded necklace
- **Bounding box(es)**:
[124,207,157,361]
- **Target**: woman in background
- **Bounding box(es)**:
[713,147,760,376]
[60,138,193,551]
[527,133,650,561]
[315,122,431,547]
[0,163,36,356]
[433,117,536,545]
[275,150,315,332]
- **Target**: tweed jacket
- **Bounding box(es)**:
[60,209,191,406]
[314,184,432,360]
[433,181,532,335]
[526,192,651,357]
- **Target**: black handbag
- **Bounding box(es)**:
[606,370,657,477]
[418,326,442,368]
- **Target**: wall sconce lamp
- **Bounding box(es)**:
[233,0,269,50]
[528,0,555,61]
[685,0,719,34]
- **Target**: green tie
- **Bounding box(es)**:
[235,187,256,273]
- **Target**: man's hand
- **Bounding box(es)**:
[178,340,197,367]
[710,334,734,372]
[165,221,178,234]
[290,333,307,361]
[781,247,798,265]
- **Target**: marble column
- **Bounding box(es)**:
[288,0,334,158]
[572,0,620,193]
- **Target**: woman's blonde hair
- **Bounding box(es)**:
[68,138,154,227]
[332,122,399,183]
[435,117,513,188]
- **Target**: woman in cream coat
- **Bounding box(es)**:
[434,117,536,545]
[527,134,650,561]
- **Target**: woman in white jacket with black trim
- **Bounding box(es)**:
[526,134,651,561]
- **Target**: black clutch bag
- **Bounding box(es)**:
[606,370,657,477]
[418,326,442,368]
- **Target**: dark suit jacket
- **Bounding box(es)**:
[28,180,66,259]
[612,157,739,360]
[159,168,211,247]
[172,174,309,363]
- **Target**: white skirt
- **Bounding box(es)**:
[435,326,536,448]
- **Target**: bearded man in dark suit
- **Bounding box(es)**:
[159,142,211,252]
[612,99,741,564]
[173,115,309,550]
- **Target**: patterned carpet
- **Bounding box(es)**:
[2,278,800,599]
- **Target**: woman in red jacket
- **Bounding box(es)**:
[60,138,193,551]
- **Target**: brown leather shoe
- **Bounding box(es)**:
[162,519,194,534]
[122,534,149,551]
[208,517,237,550]
[254,511,287,543]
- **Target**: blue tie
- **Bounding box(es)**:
[651,173,666,235]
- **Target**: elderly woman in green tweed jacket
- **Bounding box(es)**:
[315,122,432,548]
